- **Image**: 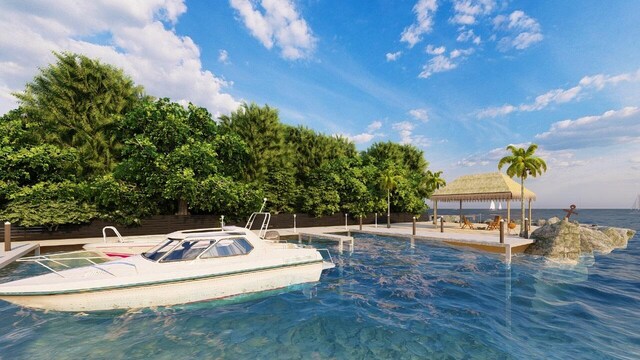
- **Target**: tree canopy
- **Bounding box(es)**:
[0,53,444,228]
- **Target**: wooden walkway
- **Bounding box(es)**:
[272,221,535,264]
[0,243,40,270]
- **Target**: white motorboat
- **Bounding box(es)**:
[83,199,278,259]
[0,226,334,312]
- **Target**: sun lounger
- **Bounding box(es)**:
[461,216,475,229]
[486,216,501,230]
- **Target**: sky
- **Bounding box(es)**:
[1,0,639,209]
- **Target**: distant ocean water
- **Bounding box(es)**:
[0,209,638,359]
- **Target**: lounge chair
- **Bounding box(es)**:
[486,216,501,230]
[461,216,475,229]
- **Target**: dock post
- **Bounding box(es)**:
[359,215,363,231]
[345,213,348,231]
[412,216,416,235]
[499,219,505,244]
[524,218,529,239]
[374,213,378,228]
[439,217,444,233]
[293,214,297,233]
[4,222,10,252]
[220,215,225,228]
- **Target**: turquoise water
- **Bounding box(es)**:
[0,210,638,359]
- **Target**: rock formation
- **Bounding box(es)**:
[525,218,636,263]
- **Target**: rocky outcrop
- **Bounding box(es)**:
[526,218,636,263]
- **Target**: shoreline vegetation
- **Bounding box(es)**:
[0,52,445,230]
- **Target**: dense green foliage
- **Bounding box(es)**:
[0,53,444,228]
[498,144,547,236]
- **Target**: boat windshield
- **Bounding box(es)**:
[160,240,214,262]
[143,239,181,261]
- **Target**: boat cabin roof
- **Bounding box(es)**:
[166,226,251,241]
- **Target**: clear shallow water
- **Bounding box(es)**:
[0,210,638,359]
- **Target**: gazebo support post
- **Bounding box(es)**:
[507,200,511,225]
[459,200,462,224]
[433,200,438,225]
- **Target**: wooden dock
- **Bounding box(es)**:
[271,221,534,264]
[0,243,40,270]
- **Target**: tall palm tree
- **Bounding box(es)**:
[426,170,446,193]
[498,144,547,236]
[380,167,402,228]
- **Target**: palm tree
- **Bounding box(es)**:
[425,170,446,193]
[498,144,547,236]
[380,167,403,228]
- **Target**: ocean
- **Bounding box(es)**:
[0,209,638,359]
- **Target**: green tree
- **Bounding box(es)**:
[425,170,446,193]
[498,144,547,236]
[14,52,145,176]
[114,98,259,219]
[218,103,291,183]
[380,165,403,228]
[0,181,96,230]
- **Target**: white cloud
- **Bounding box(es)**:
[348,133,375,144]
[579,69,640,90]
[400,0,438,48]
[419,55,456,78]
[426,44,446,55]
[494,10,543,51]
[476,68,640,118]
[392,121,431,147]
[456,29,481,44]
[218,49,230,64]
[386,51,402,62]
[342,120,384,144]
[450,47,474,59]
[229,0,316,60]
[451,0,495,25]
[419,48,473,79]
[367,120,383,132]
[535,107,640,150]
[0,0,239,117]
[409,108,429,122]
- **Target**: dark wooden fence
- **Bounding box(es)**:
[0,212,420,242]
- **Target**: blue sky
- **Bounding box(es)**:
[1,0,639,208]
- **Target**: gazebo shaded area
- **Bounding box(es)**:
[430,172,536,225]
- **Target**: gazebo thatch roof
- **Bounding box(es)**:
[431,172,536,202]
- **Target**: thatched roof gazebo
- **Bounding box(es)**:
[430,172,537,224]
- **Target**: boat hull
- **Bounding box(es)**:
[0,261,323,312]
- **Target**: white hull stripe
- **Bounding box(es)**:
[0,260,323,296]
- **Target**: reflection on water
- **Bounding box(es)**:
[0,210,638,359]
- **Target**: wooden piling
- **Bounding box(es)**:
[499,219,505,244]
[440,217,444,233]
[4,222,10,252]
[359,215,363,231]
[412,216,416,235]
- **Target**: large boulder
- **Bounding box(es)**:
[526,219,636,262]
[547,216,561,225]
[526,219,581,262]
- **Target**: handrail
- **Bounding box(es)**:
[17,251,111,278]
[316,248,334,264]
[103,226,124,243]
[245,212,271,239]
